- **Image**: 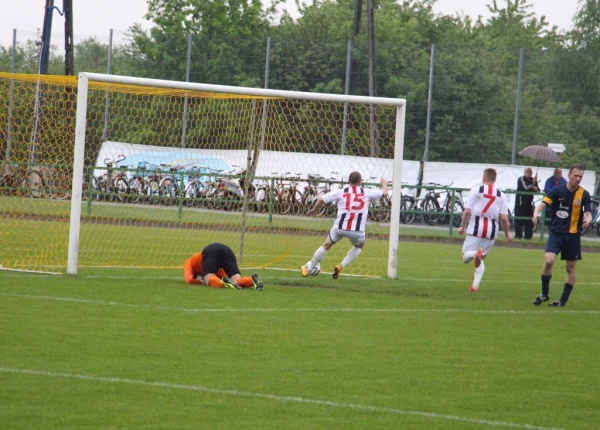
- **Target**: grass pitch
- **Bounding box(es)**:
[1,241,599,429]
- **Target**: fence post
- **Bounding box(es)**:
[511,48,525,164]
[423,44,435,162]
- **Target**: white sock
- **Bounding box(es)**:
[340,247,362,268]
[463,250,476,264]
[309,246,327,270]
[473,260,485,287]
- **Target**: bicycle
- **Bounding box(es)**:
[275,173,303,215]
[127,161,150,204]
[399,186,418,225]
[184,166,207,207]
[301,173,323,212]
[367,177,391,222]
[315,172,340,217]
[158,164,185,206]
[419,183,464,227]
[92,155,129,202]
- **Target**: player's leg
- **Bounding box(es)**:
[550,235,581,306]
[333,232,366,279]
[534,233,561,303]
[203,273,226,288]
[303,230,337,276]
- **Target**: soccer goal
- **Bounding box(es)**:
[0,72,406,278]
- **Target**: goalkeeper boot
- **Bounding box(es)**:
[222,276,241,289]
[332,264,343,280]
[533,294,549,305]
[252,274,264,291]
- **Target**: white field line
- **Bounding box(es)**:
[0,367,564,430]
[3,271,600,286]
[1,292,600,314]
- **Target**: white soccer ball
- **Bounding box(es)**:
[308,262,321,276]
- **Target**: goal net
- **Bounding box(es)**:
[0,72,406,278]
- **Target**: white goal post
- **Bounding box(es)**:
[68,72,406,278]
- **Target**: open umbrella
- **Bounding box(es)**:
[518,145,561,163]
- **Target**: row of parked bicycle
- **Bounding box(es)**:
[1,155,466,225]
[86,155,468,225]
[11,156,597,234]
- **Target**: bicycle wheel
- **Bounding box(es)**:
[185,181,203,207]
[302,189,318,213]
[114,178,128,203]
[127,177,144,203]
[379,195,391,222]
[203,182,217,209]
[254,186,271,212]
[159,178,178,206]
[448,200,464,227]
[423,197,441,226]
[147,180,160,205]
[370,196,390,222]
[48,169,72,200]
[400,196,416,224]
[26,170,44,198]
[222,190,241,211]
[290,189,303,215]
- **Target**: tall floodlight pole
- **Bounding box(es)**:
[64,0,74,76]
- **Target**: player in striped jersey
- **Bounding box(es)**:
[302,171,388,279]
[458,168,513,291]
[531,165,592,307]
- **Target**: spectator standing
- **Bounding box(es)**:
[532,166,592,307]
[542,168,567,223]
[514,167,539,239]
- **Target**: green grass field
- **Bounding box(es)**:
[2,238,599,429]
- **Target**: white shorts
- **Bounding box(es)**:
[462,235,496,257]
[329,228,365,247]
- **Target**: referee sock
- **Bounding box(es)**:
[541,275,552,298]
[560,283,574,305]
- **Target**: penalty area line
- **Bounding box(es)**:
[0,367,564,430]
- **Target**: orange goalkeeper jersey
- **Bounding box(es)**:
[183,252,226,284]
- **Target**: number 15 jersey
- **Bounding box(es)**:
[464,183,509,240]
[322,185,383,232]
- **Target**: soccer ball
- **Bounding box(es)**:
[307,262,321,276]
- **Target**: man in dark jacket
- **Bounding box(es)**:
[514,167,539,239]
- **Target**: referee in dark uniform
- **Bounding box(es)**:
[531,165,592,307]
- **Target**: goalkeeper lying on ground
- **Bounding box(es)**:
[184,242,263,290]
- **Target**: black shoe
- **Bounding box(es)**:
[222,276,241,289]
[252,274,264,291]
[533,294,549,305]
[549,300,564,307]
